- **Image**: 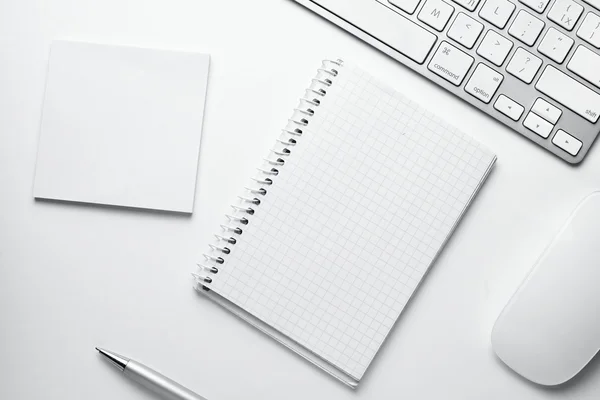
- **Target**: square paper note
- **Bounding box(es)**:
[33,40,210,213]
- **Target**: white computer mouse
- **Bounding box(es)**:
[492,191,600,386]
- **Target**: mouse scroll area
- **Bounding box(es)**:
[492,192,600,386]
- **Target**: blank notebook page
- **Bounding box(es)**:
[207,63,496,380]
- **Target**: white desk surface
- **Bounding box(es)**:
[1,1,599,399]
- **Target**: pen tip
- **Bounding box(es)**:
[95,347,129,371]
[95,347,100,352]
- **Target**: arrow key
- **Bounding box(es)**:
[532,98,562,124]
[494,94,525,120]
[552,129,582,156]
[524,111,554,138]
[448,12,484,48]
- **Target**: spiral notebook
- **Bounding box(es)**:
[193,59,496,388]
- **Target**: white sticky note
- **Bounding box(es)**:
[33,40,210,213]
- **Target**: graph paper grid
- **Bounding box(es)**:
[206,62,496,380]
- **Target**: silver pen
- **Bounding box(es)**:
[96,348,207,400]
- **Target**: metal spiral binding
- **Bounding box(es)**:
[193,59,343,292]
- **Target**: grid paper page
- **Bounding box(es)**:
[207,62,496,380]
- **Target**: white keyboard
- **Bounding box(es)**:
[293,0,600,163]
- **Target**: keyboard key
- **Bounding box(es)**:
[418,0,455,31]
[494,95,525,120]
[506,48,542,83]
[548,0,584,31]
[428,41,474,85]
[552,130,583,155]
[538,28,574,63]
[465,64,504,103]
[479,0,516,29]
[577,13,600,48]
[452,0,482,11]
[583,0,600,9]
[447,13,484,48]
[477,30,514,65]
[509,10,545,46]
[532,98,562,123]
[389,0,422,14]
[536,65,600,122]
[583,0,600,10]
[567,45,600,89]
[315,0,438,64]
[524,112,554,138]
[520,0,550,13]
